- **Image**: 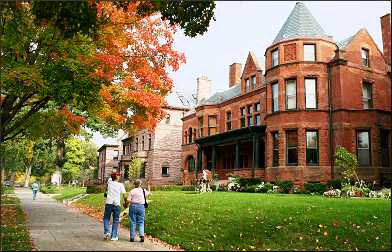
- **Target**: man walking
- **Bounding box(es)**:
[103,172,127,241]
[32,181,39,200]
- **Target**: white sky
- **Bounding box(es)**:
[92,1,391,148]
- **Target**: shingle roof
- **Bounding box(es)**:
[199,84,241,106]
[337,35,355,49]
[273,2,331,44]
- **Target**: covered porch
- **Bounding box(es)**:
[194,126,266,180]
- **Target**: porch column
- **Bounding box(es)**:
[235,141,240,169]
[252,135,256,177]
[197,147,202,175]
[212,145,216,173]
[255,136,260,169]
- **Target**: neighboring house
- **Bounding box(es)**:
[181,3,391,186]
[98,144,119,181]
[118,92,190,185]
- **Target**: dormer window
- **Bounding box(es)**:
[304,44,316,61]
[361,48,369,67]
[272,49,279,67]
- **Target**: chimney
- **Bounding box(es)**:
[229,63,242,87]
[196,76,211,104]
[380,13,391,65]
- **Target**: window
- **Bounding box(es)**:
[208,115,217,136]
[285,79,296,110]
[226,111,232,131]
[286,130,298,165]
[252,75,257,90]
[255,102,260,112]
[362,82,372,109]
[361,48,369,67]
[161,162,169,176]
[240,107,246,128]
[140,162,146,178]
[188,156,195,172]
[245,78,250,93]
[380,130,390,167]
[305,78,317,109]
[272,49,279,67]
[198,117,204,137]
[304,44,316,61]
[272,82,279,112]
[165,113,170,124]
[148,134,152,150]
[272,132,279,166]
[255,114,261,126]
[142,136,145,150]
[306,131,319,165]
[188,127,193,143]
[113,150,119,160]
[357,131,370,166]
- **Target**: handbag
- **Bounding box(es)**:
[142,188,148,208]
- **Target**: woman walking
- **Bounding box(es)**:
[127,179,149,242]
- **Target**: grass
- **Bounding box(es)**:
[53,186,86,202]
[74,191,391,251]
[0,195,33,251]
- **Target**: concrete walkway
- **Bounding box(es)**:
[15,188,172,251]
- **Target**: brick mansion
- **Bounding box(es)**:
[99,2,391,186]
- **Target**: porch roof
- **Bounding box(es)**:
[195,126,266,147]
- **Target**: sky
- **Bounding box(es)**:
[92,1,391,148]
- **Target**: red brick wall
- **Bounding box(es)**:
[380,14,391,64]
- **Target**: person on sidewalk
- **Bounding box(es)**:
[32,182,39,200]
[127,179,150,242]
[103,172,127,241]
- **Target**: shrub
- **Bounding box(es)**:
[277,180,294,193]
[304,183,327,194]
[181,185,196,191]
[86,184,106,194]
[327,179,342,189]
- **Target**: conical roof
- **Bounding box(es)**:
[273,2,331,44]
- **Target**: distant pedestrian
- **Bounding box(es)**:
[32,182,39,200]
[103,172,127,241]
[127,179,150,242]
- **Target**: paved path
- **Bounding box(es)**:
[15,188,172,251]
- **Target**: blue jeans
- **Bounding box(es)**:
[32,190,38,200]
[129,204,145,239]
[103,204,121,238]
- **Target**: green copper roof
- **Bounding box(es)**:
[273,2,331,44]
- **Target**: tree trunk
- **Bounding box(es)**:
[55,139,65,186]
[24,163,32,188]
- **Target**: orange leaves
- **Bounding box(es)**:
[92,1,185,132]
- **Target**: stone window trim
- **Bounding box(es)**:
[356,129,372,167]
[305,78,318,109]
[285,78,297,110]
[303,43,317,61]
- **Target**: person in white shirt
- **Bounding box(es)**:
[127,179,150,242]
[103,173,126,241]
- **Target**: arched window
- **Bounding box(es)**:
[188,127,193,143]
[187,156,195,172]
[161,162,169,177]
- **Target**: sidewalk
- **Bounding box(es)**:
[15,188,173,251]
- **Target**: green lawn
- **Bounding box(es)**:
[0,195,33,251]
[75,191,391,251]
[53,186,86,202]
